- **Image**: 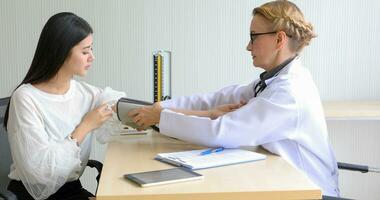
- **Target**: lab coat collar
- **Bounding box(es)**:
[260,56,296,82]
[264,55,301,86]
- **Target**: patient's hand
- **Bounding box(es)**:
[209,101,246,119]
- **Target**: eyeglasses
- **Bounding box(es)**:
[250,31,277,44]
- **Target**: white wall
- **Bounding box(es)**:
[1,0,379,199]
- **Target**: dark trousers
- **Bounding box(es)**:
[7,179,94,200]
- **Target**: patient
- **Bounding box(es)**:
[4,12,125,200]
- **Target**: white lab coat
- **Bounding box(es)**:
[159,57,339,196]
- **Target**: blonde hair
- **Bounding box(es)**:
[253,0,316,53]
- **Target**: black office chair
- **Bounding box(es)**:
[321,161,380,200]
[0,97,103,200]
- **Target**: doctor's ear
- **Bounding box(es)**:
[276,31,287,49]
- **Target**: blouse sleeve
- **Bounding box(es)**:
[7,93,82,200]
[92,87,126,143]
[160,82,256,110]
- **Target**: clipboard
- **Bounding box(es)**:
[155,148,267,170]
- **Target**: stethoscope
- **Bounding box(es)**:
[253,56,296,97]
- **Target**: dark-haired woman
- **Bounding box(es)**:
[4,12,125,200]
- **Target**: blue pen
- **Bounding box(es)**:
[200,147,225,156]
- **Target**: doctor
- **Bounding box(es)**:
[129,0,339,197]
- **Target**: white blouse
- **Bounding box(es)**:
[7,80,125,200]
[159,57,339,197]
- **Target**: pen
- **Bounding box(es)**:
[200,147,225,156]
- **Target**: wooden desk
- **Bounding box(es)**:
[96,132,321,200]
[323,101,380,120]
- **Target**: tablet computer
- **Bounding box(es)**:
[124,168,203,187]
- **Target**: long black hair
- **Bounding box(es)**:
[3,12,93,129]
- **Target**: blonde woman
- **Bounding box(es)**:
[130,0,339,197]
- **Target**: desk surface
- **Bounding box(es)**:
[96,132,321,200]
[323,101,380,120]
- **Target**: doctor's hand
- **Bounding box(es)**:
[128,102,163,130]
[209,101,246,120]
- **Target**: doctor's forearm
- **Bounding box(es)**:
[169,108,211,118]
